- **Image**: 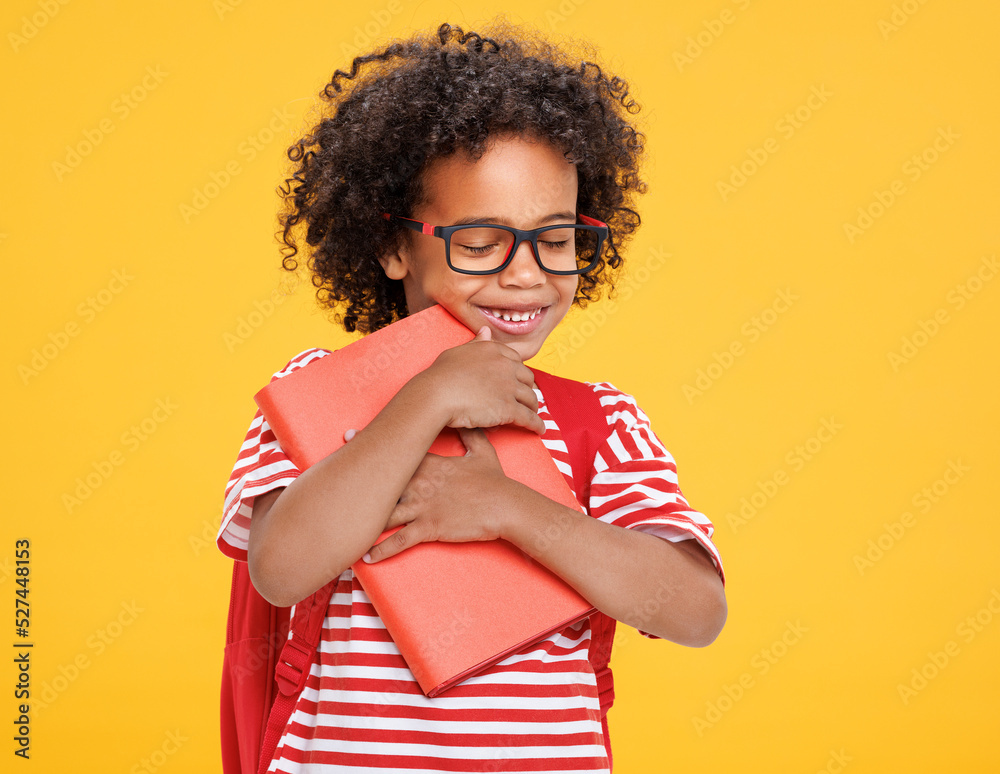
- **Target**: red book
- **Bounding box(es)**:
[254,305,594,697]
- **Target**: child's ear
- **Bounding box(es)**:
[378,243,409,281]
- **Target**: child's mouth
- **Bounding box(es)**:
[484,307,541,322]
[478,306,546,334]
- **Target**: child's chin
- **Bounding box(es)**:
[503,338,540,362]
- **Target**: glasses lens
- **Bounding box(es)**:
[448,227,516,273]
[536,227,601,274]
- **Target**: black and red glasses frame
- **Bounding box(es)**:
[382,213,610,276]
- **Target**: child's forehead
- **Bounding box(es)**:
[416,135,578,221]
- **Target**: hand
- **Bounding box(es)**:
[414,327,544,435]
[364,428,520,563]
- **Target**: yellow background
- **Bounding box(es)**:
[3,0,998,771]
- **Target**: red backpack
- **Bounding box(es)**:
[220,369,616,774]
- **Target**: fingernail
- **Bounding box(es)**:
[362,552,372,563]
[345,429,357,441]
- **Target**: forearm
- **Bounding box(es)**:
[501,484,727,646]
[248,375,446,607]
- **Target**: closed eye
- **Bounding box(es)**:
[458,243,501,256]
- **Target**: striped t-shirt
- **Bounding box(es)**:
[219,348,724,773]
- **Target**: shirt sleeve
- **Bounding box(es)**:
[587,382,725,585]
[217,348,331,561]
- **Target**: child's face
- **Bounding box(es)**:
[380,135,580,361]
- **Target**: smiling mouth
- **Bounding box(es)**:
[482,307,543,322]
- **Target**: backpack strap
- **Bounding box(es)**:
[531,369,605,509]
[257,580,337,774]
[530,369,617,769]
[221,560,291,774]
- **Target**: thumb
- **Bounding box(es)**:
[458,427,494,457]
[363,525,414,564]
[473,325,493,341]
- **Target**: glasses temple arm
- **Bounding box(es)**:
[382,213,437,236]
[578,214,607,228]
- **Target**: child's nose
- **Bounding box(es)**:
[498,240,545,287]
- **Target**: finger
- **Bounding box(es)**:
[514,381,540,413]
[492,341,525,362]
[513,404,546,435]
[474,325,493,341]
[364,525,419,564]
[513,361,539,387]
[457,427,495,457]
[407,452,447,487]
[385,498,417,529]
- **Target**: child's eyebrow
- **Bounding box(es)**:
[450,212,578,227]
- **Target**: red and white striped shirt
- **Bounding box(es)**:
[219,348,723,773]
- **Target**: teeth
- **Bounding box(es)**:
[488,308,540,322]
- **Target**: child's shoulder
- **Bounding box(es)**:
[591,381,653,432]
[541,376,652,432]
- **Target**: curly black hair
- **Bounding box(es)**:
[278,21,646,334]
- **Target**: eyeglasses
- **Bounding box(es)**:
[383,213,609,276]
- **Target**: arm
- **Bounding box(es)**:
[364,429,727,646]
[247,328,544,607]
[500,479,726,646]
